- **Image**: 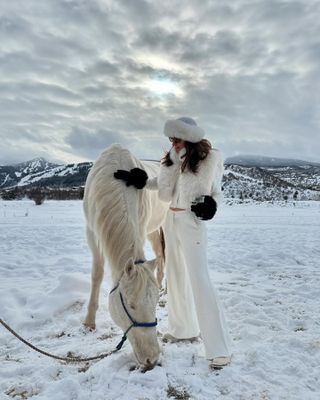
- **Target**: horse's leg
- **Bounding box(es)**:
[147,228,165,288]
[84,227,104,330]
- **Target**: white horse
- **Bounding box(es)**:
[83,144,168,370]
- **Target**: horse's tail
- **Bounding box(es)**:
[159,226,165,262]
[83,144,145,273]
[157,226,166,289]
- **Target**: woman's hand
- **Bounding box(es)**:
[191,195,217,220]
[114,168,148,189]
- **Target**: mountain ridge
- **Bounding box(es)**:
[1,155,319,202]
[225,154,320,168]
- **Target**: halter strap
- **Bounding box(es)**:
[109,283,119,295]
[119,292,157,328]
[110,260,144,294]
[134,259,145,264]
[109,273,157,351]
[116,292,157,350]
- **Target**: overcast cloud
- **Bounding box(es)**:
[0,0,319,164]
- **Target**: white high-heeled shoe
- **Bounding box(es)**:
[161,332,199,343]
[208,356,231,370]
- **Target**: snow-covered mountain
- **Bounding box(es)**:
[223,164,319,202]
[223,155,320,201]
[1,155,319,201]
[225,154,320,168]
[0,157,91,189]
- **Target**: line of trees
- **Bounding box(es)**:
[0,186,85,204]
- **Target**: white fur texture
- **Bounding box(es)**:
[83,144,168,282]
[177,149,224,207]
[153,149,224,208]
[164,119,205,143]
[157,161,180,202]
[83,144,168,369]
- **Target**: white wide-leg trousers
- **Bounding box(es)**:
[164,209,231,359]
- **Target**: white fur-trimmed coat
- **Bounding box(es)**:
[146,148,224,208]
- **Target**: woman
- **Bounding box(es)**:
[114,117,231,369]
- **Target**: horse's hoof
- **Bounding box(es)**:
[83,322,96,331]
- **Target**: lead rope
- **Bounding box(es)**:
[0,318,120,363]
[1,260,154,364]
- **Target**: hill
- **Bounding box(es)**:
[1,155,319,202]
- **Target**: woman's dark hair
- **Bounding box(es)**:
[161,139,213,173]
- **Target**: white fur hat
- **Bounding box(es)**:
[164,117,205,143]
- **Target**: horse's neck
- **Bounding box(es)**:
[107,153,158,286]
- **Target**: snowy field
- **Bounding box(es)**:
[0,199,319,400]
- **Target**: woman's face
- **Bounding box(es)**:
[170,137,186,153]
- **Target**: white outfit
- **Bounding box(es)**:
[146,147,231,359]
[146,147,224,207]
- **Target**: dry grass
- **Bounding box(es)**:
[167,385,191,400]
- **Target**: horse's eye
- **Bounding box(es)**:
[129,304,136,310]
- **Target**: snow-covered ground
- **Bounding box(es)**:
[0,200,319,400]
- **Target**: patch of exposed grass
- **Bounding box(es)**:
[6,386,40,399]
[4,354,22,363]
[158,299,166,308]
[97,332,116,340]
[78,362,91,373]
[167,385,191,400]
[55,331,68,338]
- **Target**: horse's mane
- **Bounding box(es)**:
[84,144,146,277]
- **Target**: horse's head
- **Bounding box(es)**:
[109,259,160,371]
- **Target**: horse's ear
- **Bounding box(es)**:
[145,258,157,272]
[125,260,137,279]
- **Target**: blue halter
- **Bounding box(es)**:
[110,260,158,351]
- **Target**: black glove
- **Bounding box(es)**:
[114,168,148,189]
[191,195,217,220]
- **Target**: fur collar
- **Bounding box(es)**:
[157,149,224,207]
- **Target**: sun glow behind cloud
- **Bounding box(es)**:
[135,54,183,74]
[1,0,319,164]
[145,78,183,96]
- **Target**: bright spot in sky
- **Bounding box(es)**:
[146,79,182,96]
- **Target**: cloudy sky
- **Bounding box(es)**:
[1,0,319,165]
